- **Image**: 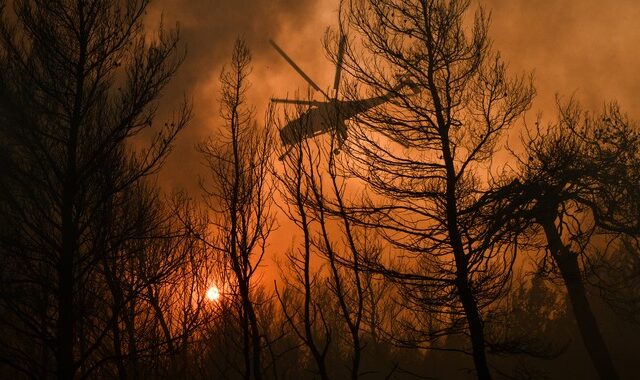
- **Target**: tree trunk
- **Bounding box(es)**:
[56,265,74,380]
[246,295,263,380]
[455,274,492,380]
[58,140,78,379]
[441,130,492,380]
[58,191,76,380]
[540,218,619,380]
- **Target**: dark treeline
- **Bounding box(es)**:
[1,0,639,379]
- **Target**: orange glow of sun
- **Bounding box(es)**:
[206,286,221,302]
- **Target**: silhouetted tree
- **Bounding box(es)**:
[274,129,335,380]
[596,237,640,323]
[274,100,433,378]
[199,38,275,380]
[506,100,640,380]
[91,191,220,378]
[308,143,368,380]
[0,0,188,377]
[332,0,534,378]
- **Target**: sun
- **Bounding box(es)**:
[206,286,221,302]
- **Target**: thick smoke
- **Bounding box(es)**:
[151,0,640,190]
[145,0,640,284]
[485,0,640,116]
[149,0,332,190]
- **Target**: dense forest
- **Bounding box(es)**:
[1,0,639,379]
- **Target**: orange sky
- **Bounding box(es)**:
[146,1,640,280]
[151,0,640,192]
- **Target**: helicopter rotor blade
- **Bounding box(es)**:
[269,39,330,100]
[332,35,347,97]
[271,98,323,106]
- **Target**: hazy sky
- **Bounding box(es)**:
[150,0,640,191]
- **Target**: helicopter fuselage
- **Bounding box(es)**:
[279,94,391,147]
[269,37,417,155]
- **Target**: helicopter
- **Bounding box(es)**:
[269,36,419,159]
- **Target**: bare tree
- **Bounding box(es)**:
[87,190,219,379]
[597,237,640,323]
[275,100,418,378]
[0,0,189,377]
[309,145,368,380]
[199,38,275,380]
[506,100,640,380]
[274,128,333,380]
[331,1,534,378]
